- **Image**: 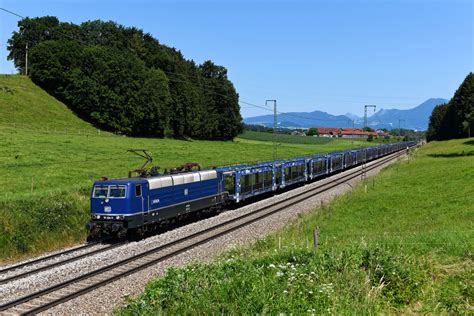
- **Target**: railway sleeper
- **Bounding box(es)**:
[34,298,53,305]
[43,293,64,300]
[68,283,87,291]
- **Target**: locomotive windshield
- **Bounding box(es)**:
[93,185,108,198]
[109,185,127,198]
[92,185,127,198]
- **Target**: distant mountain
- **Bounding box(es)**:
[344,112,361,121]
[243,110,352,128]
[243,98,448,131]
[367,98,447,130]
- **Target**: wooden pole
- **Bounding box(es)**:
[313,226,319,249]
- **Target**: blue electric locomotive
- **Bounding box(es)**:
[87,170,227,238]
[87,141,415,238]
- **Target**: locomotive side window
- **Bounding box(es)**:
[135,185,142,197]
[109,185,126,198]
[93,185,108,198]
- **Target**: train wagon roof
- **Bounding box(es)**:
[93,178,148,186]
[94,169,217,186]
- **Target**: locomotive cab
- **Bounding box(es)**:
[87,178,148,239]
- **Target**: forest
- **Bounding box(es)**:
[427,73,473,141]
[7,16,243,139]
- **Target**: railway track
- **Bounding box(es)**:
[0,243,97,276]
[0,148,410,315]
[0,241,124,286]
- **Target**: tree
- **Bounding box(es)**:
[199,60,243,139]
[29,40,171,136]
[7,16,60,74]
[426,103,449,141]
[427,72,474,141]
[445,72,474,139]
[462,116,471,138]
[307,128,319,136]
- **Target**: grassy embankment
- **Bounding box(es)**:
[119,138,473,314]
[0,75,375,261]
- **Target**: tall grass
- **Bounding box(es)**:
[0,190,89,259]
[118,138,473,314]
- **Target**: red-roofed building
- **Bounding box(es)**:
[317,127,341,137]
[341,128,364,133]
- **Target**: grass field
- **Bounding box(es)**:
[240,130,394,146]
[241,130,364,145]
[118,138,473,314]
[0,75,379,260]
[0,74,97,132]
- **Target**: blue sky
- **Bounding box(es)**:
[0,0,472,118]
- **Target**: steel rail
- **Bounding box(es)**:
[0,243,97,275]
[0,148,410,315]
[0,241,125,285]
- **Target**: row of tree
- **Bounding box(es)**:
[427,73,473,141]
[7,17,243,139]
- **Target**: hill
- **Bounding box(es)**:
[0,75,97,132]
[0,75,378,260]
[243,98,447,130]
[119,138,474,314]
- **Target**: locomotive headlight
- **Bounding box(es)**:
[97,215,101,219]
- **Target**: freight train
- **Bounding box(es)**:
[86,141,415,239]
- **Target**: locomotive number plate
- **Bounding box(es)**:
[104,206,112,213]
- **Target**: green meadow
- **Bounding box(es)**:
[0,75,376,260]
[239,130,379,145]
[119,138,473,314]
